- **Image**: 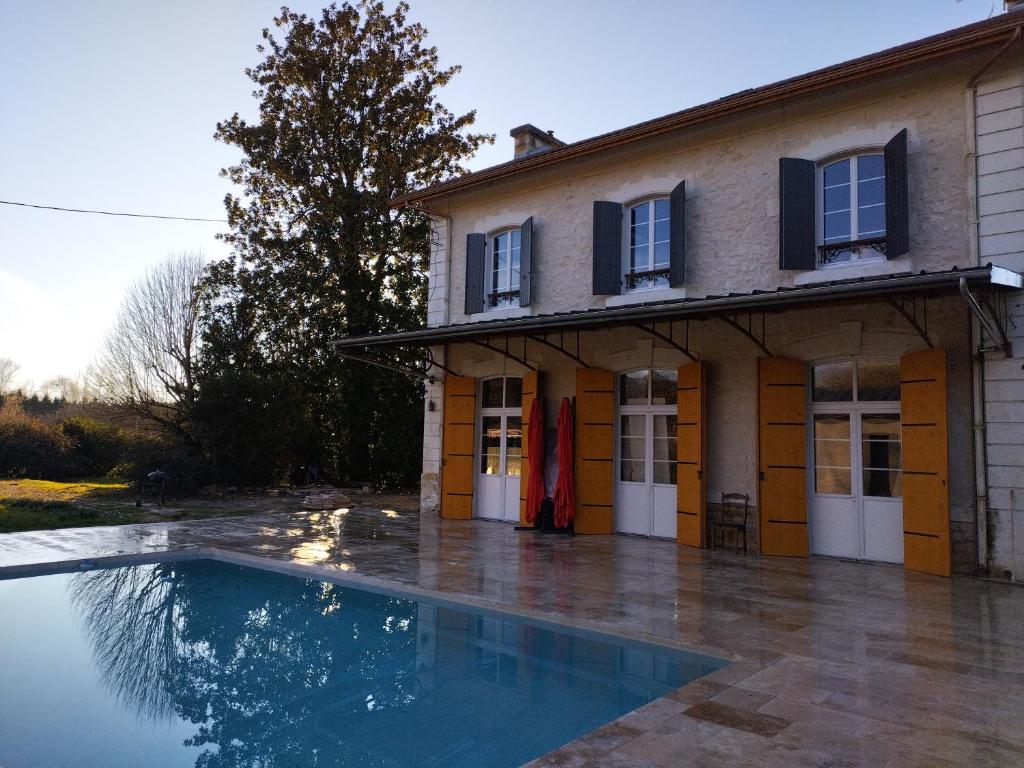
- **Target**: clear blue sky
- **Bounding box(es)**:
[0,0,1000,389]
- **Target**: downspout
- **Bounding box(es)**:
[963,25,1020,573]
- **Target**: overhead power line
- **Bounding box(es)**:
[0,198,228,223]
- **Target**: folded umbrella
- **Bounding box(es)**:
[525,397,545,524]
[552,397,576,529]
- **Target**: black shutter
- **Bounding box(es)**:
[885,129,910,259]
[778,157,817,270]
[593,201,622,295]
[464,233,486,315]
[519,217,533,306]
[669,180,686,287]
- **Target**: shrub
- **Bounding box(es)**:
[0,399,75,479]
[61,418,125,477]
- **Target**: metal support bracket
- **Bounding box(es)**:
[886,296,933,348]
[718,313,770,356]
[525,331,587,366]
[465,337,537,371]
[336,349,444,383]
[629,321,698,361]
[960,277,1011,356]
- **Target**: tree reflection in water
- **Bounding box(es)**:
[68,560,419,768]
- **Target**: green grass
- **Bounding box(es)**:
[0,498,129,533]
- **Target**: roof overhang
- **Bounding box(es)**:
[392,14,1024,209]
[333,266,1022,351]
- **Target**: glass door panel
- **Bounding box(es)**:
[505,416,522,477]
[813,414,851,495]
[861,413,901,498]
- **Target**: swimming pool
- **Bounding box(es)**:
[0,558,726,767]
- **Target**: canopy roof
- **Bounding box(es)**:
[333,265,1021,351]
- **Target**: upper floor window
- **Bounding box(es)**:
[626,198,671,291]
[488,229,521,309]
[820,153,886,265]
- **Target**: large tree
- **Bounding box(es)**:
[90,251,205,444]
[203,1,489,485]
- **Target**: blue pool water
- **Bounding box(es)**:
[0,559,725,767]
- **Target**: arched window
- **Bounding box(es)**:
[487,229,521,309]
[820,152,885,264]
[625,198,670,291]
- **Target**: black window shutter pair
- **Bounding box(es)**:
[464,218,533,314]
[779,129,909,269]
[592,180,686,295]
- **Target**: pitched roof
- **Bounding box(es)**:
[393,13,1023,208]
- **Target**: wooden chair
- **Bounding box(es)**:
[713,492,749,553]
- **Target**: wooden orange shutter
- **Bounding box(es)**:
[574,368,614,533]
[758,357,809,557]
[519,371,540,525]
[440,375,476,520]
[900,348,951,576]
[676,361,706,547]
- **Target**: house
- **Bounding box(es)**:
[335,9,1024,581]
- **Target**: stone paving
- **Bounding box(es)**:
[2,506,1023,767]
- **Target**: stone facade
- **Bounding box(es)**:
[418,46,1024,580]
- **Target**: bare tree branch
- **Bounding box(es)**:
[89,252,206,441]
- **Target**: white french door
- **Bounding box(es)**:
[809,359,903,563]
[615,369,677,539]
[475,377,522,523]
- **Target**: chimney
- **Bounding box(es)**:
[510,124,566,159]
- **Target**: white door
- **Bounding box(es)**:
[476,377,522,523]
[615,369,677,539]
[809,359,903,564]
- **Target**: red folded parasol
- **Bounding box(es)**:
[525,397,545,524]
[552,397,576,528]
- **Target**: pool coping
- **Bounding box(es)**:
[0,544,755,768]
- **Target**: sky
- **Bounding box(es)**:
[0,0,1002,390]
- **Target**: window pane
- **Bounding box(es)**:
[857,177,885,207]
[631,223,649,248]
[650,369,677,405]
[480,416,501,474]
[620,414,645,438]
[653,461,676,485]
[620,437,645,462]
[653,216,669,246]
[504,377,522,408]
[631,203,649,227]
[620,460,645,483]
[653,415,676,461]
[862,413,901,497]
[814,415,850,495]
[857,154,884,180]
[493,233,508,291]
[505,416,522,477]
[824,210,851,243]
[482,379,504,408]
[861,413,900,443]
[823,159,850,187]
[815,467,851,495]
[654,198,670,221]
[863,469,902,498]
[630,245,647,272]
[812,362,853,402]
[857,360,899,401]
[510,229,521,249]
[620,370,649,405]
[653,241,670,268]
[857,203,886,238]
[823,184,851,213]
[814,413,850,441]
